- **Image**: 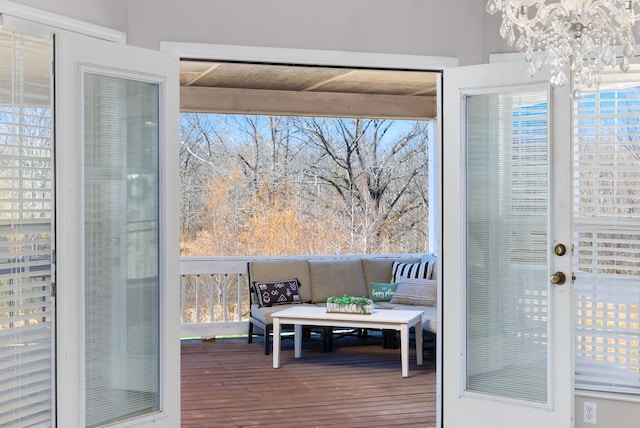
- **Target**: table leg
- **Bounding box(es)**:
[294,324,302,358]
[273,318,281,369]
[400,324,409,377]
[415,320,423,366]
[322,326,334,352]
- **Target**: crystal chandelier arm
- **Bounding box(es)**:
[503,1,566,27]
[585,0,640,34]
[502,1,569,40]
[589,0,640,28]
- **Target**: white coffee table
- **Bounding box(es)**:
[271,305,423,377]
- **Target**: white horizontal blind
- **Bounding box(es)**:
[465,87,550,404]
[574,77,640,394]
[0,28,53,426]
[83,72,160,427]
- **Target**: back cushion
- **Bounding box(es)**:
[308,259,367,303]
[362,258,394,285]
[250,260,312,303]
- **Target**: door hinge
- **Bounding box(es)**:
[51,249,56,297]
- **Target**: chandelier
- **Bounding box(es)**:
[485,0,640,87]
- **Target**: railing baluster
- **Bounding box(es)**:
[237,274,243,322]
[195,274,201,324]
[209,274,215,323]
[223,274,229,322]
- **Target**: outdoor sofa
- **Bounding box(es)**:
[247,255,437,355]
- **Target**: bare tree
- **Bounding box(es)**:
[179,113,430,256]
[296,117,429,253]
[179,113,224,242]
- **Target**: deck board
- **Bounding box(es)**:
[181,333,437,427]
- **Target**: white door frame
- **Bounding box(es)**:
[160,41,458,70]
[162,41,451,426]
[166,38,575,428]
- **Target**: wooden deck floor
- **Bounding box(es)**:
[181,332,437,428]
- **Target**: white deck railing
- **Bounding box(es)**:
[179,254,422,338]
[180,256,251,338]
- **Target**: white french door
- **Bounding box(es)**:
[55,32,180,427]
[442,61,573,427]
[0,24,54,426]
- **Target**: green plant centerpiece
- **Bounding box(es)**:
[326,294,373,315]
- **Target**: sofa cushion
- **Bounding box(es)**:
[390,278,437,306]
[368,282,399,302]
[254,278,301,307]
[380,304,437,334]
[421,307,438,334]
[250,260,312,303]
[362,258,394,285]
[391,260,434,282]
[308,259,367,303]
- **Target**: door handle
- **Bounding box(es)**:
[550,272,566,285]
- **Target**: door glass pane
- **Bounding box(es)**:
[83,72,160,427]
[465,87,550,403]
[0,28,53,426]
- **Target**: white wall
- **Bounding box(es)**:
[7,0,128,31]
[481,8,513,58]
[576,396,640,428]
[127,0,489,66]
[6,0,512,65]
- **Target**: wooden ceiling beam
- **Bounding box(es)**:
[180,86,436,120]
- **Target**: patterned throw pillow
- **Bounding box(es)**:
[389,278,437,306]
[368,282,399,302]
[254,278,301,307]
[391,260,433,283]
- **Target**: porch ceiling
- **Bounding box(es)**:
[179,60,439,119]
[180,60,439,96]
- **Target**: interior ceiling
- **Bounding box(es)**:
[180,60,439,97]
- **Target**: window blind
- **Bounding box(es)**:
[83,72,160,427]
[0,28,53,426]
[574,76,640,394]
[465,88,550,404]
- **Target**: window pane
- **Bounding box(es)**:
[465,88,549,403]
[83,72,160,426]
[0,28,53,426]
[574,75,640,394]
